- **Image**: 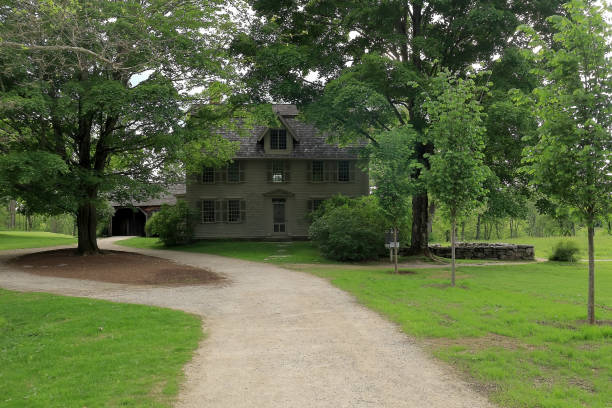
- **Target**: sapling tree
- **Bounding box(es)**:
[368,126,418,273]
[423,71,490,286]
[520,0,611,324]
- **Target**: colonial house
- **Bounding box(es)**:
[186,104,369,240]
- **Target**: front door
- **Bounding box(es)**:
[272,198,286,233]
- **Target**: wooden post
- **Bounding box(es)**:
[393,227,398,274]
[451,218,456,287]
[587,225,595,324]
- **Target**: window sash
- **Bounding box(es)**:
[270,129,287,150]
[311,160,324,182]
[338,160,350,182]
[268,160,290,183]
[202,167,215,184]
[227,161,243,183]
[201,200,215,223]
[227,199,241,223]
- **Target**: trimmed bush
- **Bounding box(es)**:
[145,200,195,246]
[309,195,388,261]
[549,240,581,262]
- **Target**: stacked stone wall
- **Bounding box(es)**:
[426,243,535,260]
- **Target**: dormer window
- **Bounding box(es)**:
[270,128,287,150]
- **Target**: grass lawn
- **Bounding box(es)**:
[0,289,202,407]
[293,261,612,408]
[0,231,76,251]
[117,237,333,264]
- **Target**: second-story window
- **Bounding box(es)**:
[268,160,290,183]
[227,161,244,183]
[338,160,350,182]
[270,129,287,150]
[202,167,215,184]
[311,160,324,182]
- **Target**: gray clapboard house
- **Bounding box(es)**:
[186,105,369,240]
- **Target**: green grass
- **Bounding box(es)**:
[117,237,332,264]
[437,230,612,260]
[0,231,76,251]
[294,261,612,408]
[0,289,202,407]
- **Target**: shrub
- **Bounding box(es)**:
[549,240,581,262]
[309,195,388,261]
[145,201,195,246]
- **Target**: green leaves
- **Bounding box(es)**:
[423,70,490,219]
[368,126,419,224]
[522,0,611,223]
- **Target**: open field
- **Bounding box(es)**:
[0,231,76,251]
[292,261,612,408]
[0,289,202,407]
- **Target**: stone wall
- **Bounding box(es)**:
[427,243,535,260]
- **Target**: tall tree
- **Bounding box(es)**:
[233,0,565,254]
[521,0,611,324]
[0,0,240,254]
[423,71,489,286]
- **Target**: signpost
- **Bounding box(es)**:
[385,229,399,273]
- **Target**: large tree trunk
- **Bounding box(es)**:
[8,199,16,229]
[77,198,99,255]
[475,214,481,240]
[409,193,431,256]
[587,225,595,324]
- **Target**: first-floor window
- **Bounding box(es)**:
[200,199,246,223]
[228,199,241,223]
[307,198,324,213]
[201,200,215,223]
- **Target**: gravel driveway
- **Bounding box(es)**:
[0,237,495,408]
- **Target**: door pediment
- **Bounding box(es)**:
[262,189,295,198]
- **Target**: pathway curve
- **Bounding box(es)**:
[0,238,495,408]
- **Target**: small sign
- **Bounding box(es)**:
[385,242,399,248]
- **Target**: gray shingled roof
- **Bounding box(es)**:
[110,184,185,208]
[223,105,365,159]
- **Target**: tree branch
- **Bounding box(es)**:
[0,41,121,69]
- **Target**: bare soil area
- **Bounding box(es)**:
[8,249,224,286]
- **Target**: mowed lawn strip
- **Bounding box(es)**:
[294,262,612,408]
[0,231,76,251]
[0,289,202,407]
[117,237,333,264]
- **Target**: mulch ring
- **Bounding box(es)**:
[8,249,225,286]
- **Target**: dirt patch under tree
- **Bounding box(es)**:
[8,249,225,286]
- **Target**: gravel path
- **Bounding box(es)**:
[0,237,495,408]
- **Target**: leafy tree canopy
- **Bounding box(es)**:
[233,0,565,253]
[0,0,242,253]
